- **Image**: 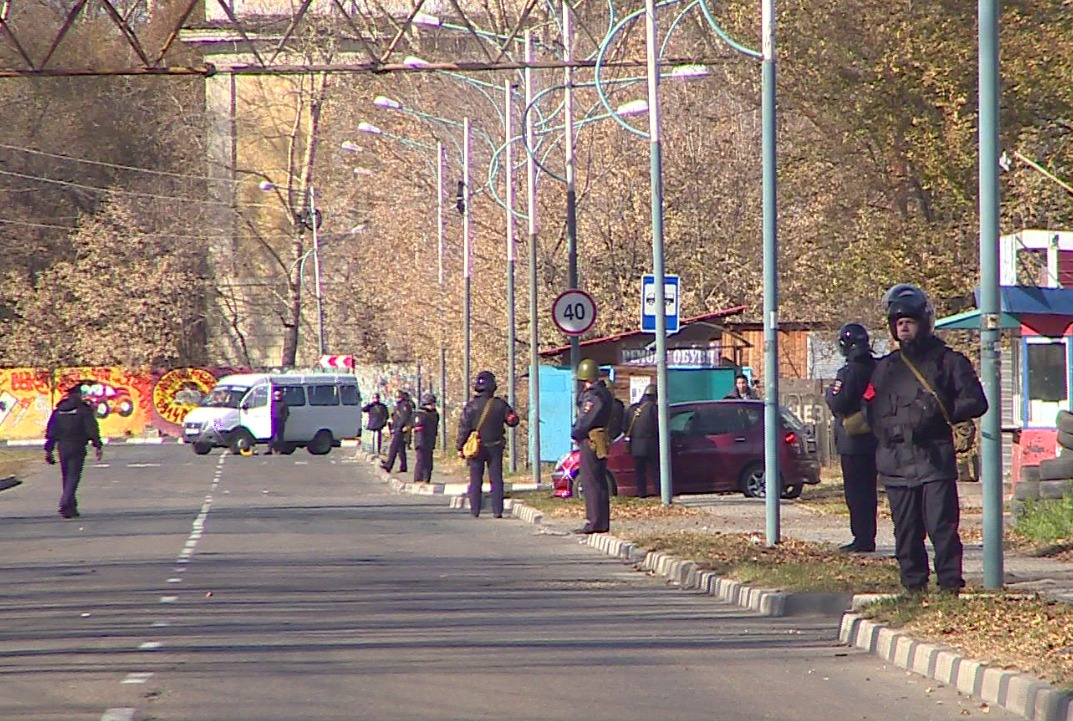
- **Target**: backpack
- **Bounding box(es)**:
[607,396,626,439]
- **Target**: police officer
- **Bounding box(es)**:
[413,392,439,483]
[381,390,414,473]
[625,384,659,498]
[456,371,519,517]
[571,358,613,534]
[44,383,103,519]
[362,393,389,455]
[268,387,289,454]
[824,323,878,553]
[865,284,988,595]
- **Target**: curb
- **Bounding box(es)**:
[839,613,1073,721]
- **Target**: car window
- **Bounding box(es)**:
[280,386,305,407]
[340,385,361,406]
[689,406,747,436]
[308,384,339,406]
[669,410,694,433]
[246,384,269,409]
[740,405,763,430]
[780,406,806,432]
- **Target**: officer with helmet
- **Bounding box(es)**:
[824,323,878,553]
[625,383,660,498]
[865,284,987,595]
[571,358,614,534]
[412,392,440,483]
[456,371,519,517]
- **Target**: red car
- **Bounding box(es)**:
[552,400,821,499]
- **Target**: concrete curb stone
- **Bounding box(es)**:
[364,453,1073,721]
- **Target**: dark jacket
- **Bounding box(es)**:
[389,397,414,435]
[271,397,289,426]
[44,395,102,453]
[413,405,439,449]
[363,401,388,431]
[571,382,613,442]
[624,398,659,457]
[865,335,987,487]
[724,387,760,400]
[456,393,519,451]
[824,352,878,456]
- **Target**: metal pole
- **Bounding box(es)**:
[978,0,1004,588]
[505,79,518,473]
[643,0,672,507]
[563,0,580,375]
[438,141,448,452]
[463,117,472,395]
[761,0,780,545]
[525,29,542,484]
[309,186,326,358]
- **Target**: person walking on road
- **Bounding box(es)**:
[363,393,389,456]
[44,383,103,519]
[865,284,988,596]
[413,392,440,483]
[572,359,613,534]
[456,371,519,518]
[268,387,289,454]
[381,390,414,473]
[824,323,878,553]
[625,383,660,498]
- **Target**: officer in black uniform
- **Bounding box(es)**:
[456,371,519,517]
[268,387,289,454]
[413,392,439,483]
[571,358,613,534]
[824,323,878,553]
[381,390,414,473]
[362,393,389,455]
[44,383,103,519]
[625,383,660,498]
[865,284,987,595]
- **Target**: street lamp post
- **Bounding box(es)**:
[307,187,327,357]
[504,80,518,472]
[525,29,542,482]
[437,141,449,451]
[563,0,580,376]
[463,116,472,395]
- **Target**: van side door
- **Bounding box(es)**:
[240,383,272,440]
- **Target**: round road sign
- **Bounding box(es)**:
[552,289,597,336]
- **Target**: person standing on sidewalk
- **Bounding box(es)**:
[625,383,659,498]
[363,393,389,455]
[412,392,439,483]
[381,390,414,473]
[865,284,987,595]
[456,371,519,518]
[572,359,613,534]
[44,383,103,519]
[824,323,878,553]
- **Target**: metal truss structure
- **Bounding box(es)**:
[0,0,697,76]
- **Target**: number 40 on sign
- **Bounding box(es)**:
[552,289,597,336]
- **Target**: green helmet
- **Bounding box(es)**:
[643,383,657,397]
[575,358,599,381]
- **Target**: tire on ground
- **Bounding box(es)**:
[1013,479,1040,500]
[1020,464,1041,483]
[1038,456,1073,481]
[1058,410,1073,434]
[1039,480,1072,499]
[1059,431,1073,451]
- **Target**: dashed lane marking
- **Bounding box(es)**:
[122,673,154,685]
[100,709,136,721]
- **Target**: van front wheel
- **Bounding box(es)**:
[308,430,333,455]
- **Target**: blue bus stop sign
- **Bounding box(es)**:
[641,274,680,333]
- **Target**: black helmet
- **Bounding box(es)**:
[837,323,870,358]
[421,392,436,406]
[473,370,496,393]
[884,283,934,337]
[643,383,657,397]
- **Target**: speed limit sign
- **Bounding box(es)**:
[552,289,597,336]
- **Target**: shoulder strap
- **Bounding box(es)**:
[900,353,952,426]
[625,404,644,437]
[474,397,494,432]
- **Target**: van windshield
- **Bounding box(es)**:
[200,386,247,409]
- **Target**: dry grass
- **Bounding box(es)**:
[0,449,39,479]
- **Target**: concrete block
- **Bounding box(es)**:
[979,667,1007,705]
[955,658,985,696]
[933,649,960,686]
[910,641,938,677]
[893,635,916,669]
[875,627,898,659]
[1003,675,1048,719]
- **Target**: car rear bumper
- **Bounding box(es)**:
[788,458,822,485]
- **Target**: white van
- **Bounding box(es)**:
[182,373,362,456]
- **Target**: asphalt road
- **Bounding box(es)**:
[0,445,1015,721]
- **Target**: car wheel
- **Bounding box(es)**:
[117,399,134,417]
[570,472,583,498]
[192,441,213,456]
[231,429,255,456]
[308,430,333,455]
[740,462,766,498]
[781,484,803,500]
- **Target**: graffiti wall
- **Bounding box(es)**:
[0,367,248,441]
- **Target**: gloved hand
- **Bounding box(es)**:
[44,452,56,466]
[94,446,104,462]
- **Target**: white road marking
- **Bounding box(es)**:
[121,673,154,684]
[137,641,161,651]
[166,578,182,583]
[151,621,170,627]
[126,463,161,468]
[159,596,178,604]
[100,709,136,721]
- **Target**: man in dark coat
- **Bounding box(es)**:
[865,284,988,595]
[413,392,440,483]
[381,390,414,473]
[44,383,103,519]
[625,383,660,498]
[825,323,878,553]
[456,371,519,518]
[268,387,289,454]
[571,358,613,534]
[363,393,389,455]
